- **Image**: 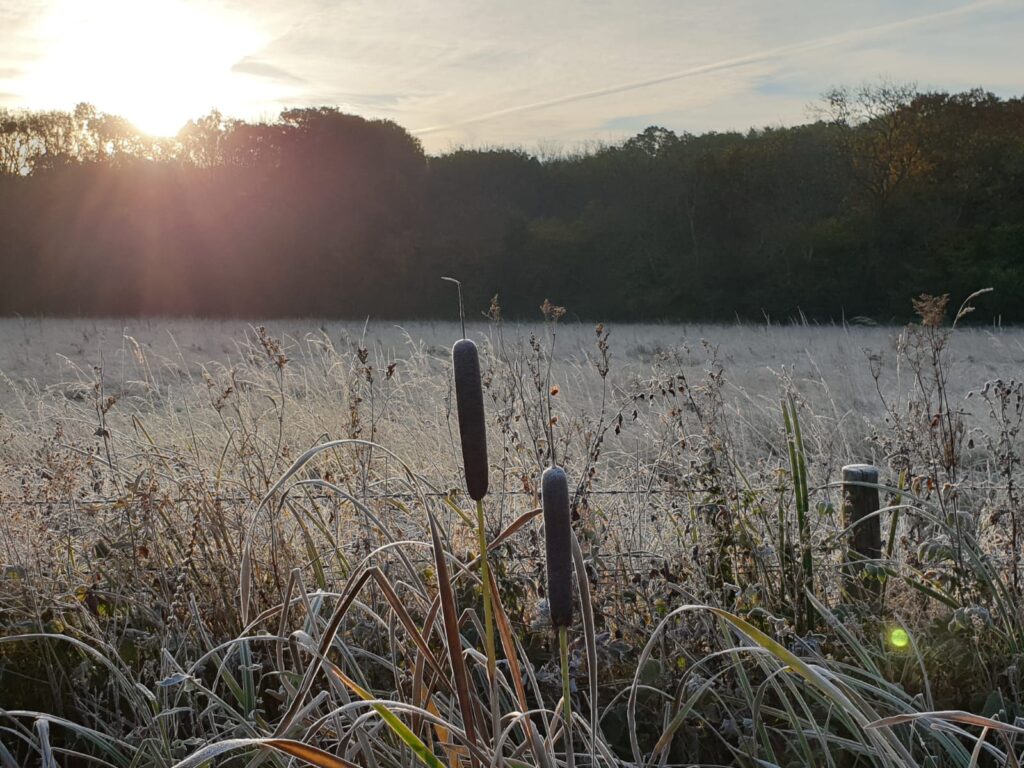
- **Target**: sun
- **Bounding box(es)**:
[20,0,272,136]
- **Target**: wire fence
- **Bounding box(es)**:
[0,478,998,509]
[0,487,720,508]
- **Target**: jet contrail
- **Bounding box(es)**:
[412,0,1007,135]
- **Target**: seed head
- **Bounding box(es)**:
[453,338,488,500]
[542,465,573,628]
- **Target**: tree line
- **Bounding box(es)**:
[1,84,1022,321]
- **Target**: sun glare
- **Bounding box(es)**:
[21,0,273,136]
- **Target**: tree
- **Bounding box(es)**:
[819,80,929,207]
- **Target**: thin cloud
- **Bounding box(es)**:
[276,90,406,109]
[412,0,1009,135]
[231,57,306,84]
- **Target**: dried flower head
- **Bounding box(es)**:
[912,294,949,328]
[540,299,566,323]
[256,325,289,369]
[487,294,502,322]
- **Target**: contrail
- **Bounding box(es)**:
[412,0,1006,135]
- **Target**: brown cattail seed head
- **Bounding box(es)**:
[542,465,573,628]
[453,338,488,500]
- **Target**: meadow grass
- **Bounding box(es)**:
[2,306,1024,766]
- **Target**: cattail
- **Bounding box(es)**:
[453,338,488,500]
[542,465,573,628]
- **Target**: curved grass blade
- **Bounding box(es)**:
[172,737,359,768]
[330,666,446,768]
[241,438,426,625]
[427,510,479,759]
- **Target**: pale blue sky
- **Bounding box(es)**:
[0,0,1021,151]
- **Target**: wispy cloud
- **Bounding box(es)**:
[0,0,1020,150]
[412,0,1012,136]
[231,57,305,84]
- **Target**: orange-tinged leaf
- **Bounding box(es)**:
[265,739,360,768]
[867,710,1024,734]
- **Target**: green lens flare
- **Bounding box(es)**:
[889,628,910,648]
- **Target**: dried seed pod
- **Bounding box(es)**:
[542,465,573,628]
[453,338,488,500]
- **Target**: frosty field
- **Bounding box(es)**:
[3,312,1024,766]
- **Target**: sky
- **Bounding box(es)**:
[0,0,1021,152]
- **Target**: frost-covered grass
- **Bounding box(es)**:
[2,310,1024,766]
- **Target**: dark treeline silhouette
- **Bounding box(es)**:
[1,85,1023,320]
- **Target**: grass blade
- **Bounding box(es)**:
[330,665,447,768]
[427,510,479,759]
[172,737,360,768]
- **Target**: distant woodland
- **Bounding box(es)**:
[1,84,1022,321]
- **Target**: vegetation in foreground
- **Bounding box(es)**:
[3,292,1024,765]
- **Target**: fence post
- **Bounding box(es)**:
[841,464,882,603]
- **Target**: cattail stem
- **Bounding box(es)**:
[559,624,575,768]
[476,498,499,740]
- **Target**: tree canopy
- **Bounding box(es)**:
[1,86,1022,320]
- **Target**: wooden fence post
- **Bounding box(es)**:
[842,464,882,603]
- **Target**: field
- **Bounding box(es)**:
[3,307,1024,766]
